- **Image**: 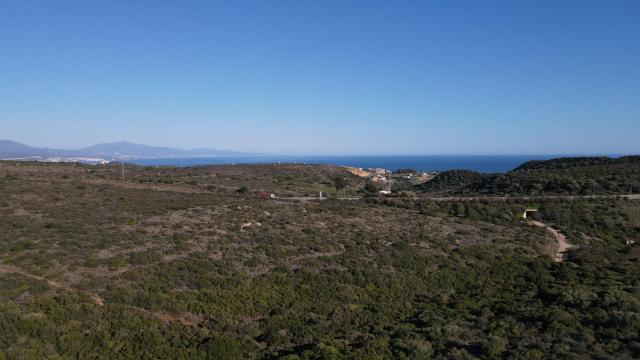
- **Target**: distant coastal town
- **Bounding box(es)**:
[4,156,111,164]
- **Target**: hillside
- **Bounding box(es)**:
[416,169,483,193]
[1,161,640,358]
[0,140,245,160]
[514,156,640,171]
[0,140,54,157]
[418,156,640,196]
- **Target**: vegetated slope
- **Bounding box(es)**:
[1,161,640,359]
[418,156,640,196]
[417,169,484,193]
[514,155,640,171]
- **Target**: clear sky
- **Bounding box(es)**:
[1,1,639,155]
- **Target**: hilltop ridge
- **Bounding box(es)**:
[418,155,640,196]
[0,140,248,160]
[514,156,640,171]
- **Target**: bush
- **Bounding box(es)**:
[364,181,379,193]
[334,176,348,191]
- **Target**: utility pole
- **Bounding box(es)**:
[121,163,125,182]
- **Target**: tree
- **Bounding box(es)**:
[334,177,347,191]
[364,181,379,193]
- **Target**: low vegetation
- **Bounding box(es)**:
[0,160,639,359]
[419,156,640,196]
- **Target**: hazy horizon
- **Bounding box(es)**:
[1,138,634,158]
[2,1,639,155]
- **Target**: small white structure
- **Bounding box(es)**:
[522,208,538,220]
[379,190,391,195]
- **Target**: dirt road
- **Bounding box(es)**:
[422,194,640,202]
[277,194,640,202]
[526,220,573,262]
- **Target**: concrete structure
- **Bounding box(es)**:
[522,208,538,220]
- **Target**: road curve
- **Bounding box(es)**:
[527,219,573,262]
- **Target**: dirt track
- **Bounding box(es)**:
[422,194,640,202]
[82,179,207,194]
[527,220,573,262]
[0,263,105,306]
[277,194,640,202]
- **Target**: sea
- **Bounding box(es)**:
[126,155,561,173]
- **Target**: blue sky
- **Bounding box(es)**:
[1,1,639,155]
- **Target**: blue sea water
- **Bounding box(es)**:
[127,155,559,173]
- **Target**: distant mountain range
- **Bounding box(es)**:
[0,140,248,161]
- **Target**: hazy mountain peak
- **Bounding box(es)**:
[0,140,247,159]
